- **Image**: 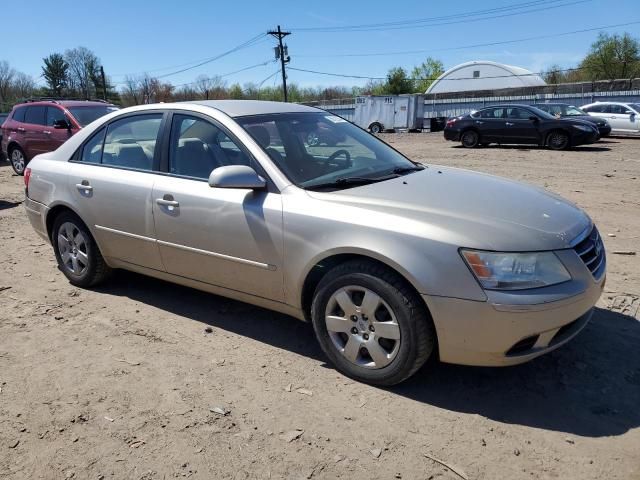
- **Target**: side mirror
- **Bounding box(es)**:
[624,110,634,116]
[53,119,71,130]
[208,165,266,190]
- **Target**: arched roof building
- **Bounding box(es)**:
[426,61,546,94]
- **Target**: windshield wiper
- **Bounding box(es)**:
[391,165,425,175]
[305,176,394,191]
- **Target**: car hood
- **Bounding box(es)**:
[307,167,591,251]
[563,114,606,125]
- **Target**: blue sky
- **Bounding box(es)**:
[6,0,640,90]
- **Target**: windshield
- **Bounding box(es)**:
[67,106,119,127]
[236,112,420,189]
[565,105,586,116]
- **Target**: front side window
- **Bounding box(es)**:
[101,114,162,170]
[169,114,252,179]
[505,107,531,119]
[24,106,46,125]
[480,108,504,119]
[237,112,420,190]
[609,104,626,114]
[46,107,67,126]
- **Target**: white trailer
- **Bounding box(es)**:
[353,94,425,133]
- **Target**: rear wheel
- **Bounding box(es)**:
[9,146,26,175]
[369,122,383,134]
[461,130,480,148]
[311,260,436,386]
[547,130,569,150]
[52,212,111,288]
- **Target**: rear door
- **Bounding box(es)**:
[476,107,507,142]
[67,112,165,270]
[23,105,47,158]
[45,106,74,150]
[503,107,540,144]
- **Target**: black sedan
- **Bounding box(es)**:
[444,104,600,150]
[535,103,611,137]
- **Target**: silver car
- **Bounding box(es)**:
[581,101,640,134]
[23,101,605,385]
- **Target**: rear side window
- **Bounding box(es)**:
[480,108,504,119]
[46,107,67,126]
[12,106,27,123]
[101,114,162,171]
[81,128,106,164]
[584,104,604,113]
[24,106,46,125]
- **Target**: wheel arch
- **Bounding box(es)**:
[368,122,384,132]
[6,141,24,156]
[45,202,90,243]
[544,127,571,145]
[299,250,429,322]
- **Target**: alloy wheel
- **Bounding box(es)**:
[324,285,401,369]
[57,222,89,276]
[11,149,25,174]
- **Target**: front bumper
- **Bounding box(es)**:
[423,248,605,366]
[572,129,599,146]
[598,125,612,137]
[24,196,50,243]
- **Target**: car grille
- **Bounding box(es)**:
[573,226,606,280]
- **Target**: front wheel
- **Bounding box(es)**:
[311,261,436,386]
[9,147,27,175]
[547,131,569,150]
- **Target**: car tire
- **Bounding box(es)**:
[369,123,383,134]
[547,130,570,150]
[52,212,111,288]
[461,130,480,148]
[311,260,436,386]
[9,146,27,175]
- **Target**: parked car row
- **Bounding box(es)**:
[443,101,639,149]
[1,98,119,175]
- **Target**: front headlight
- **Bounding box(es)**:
[574,124,593,132]
[460,250,571,290]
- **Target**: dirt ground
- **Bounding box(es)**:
[1,134,639,480]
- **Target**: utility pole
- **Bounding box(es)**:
[100,66,107,101]
[268,25,291,102]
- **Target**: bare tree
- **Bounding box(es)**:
[0,60,16,103]
[64,47,101,98]
[195,74,225,99]
[12,72,36,99]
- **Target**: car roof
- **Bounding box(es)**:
[184,100,321,117]
[15,100,116,108]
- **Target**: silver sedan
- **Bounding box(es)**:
[23,100,605,385]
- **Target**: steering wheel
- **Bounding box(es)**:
[327,149,352,168]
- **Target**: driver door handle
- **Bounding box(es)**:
[505,122,514,126]
[156,198,180,207]
[475,121,484,124]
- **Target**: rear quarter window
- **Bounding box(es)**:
[12,106,27,123]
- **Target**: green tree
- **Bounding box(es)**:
[580,32,640,80]
[228,83,244,99]
[42,54,68,96]
[411,57,444,92]
[384,67,413,94]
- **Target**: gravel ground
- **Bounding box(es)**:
[0,133,639,480]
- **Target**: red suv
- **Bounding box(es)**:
[1,99,119,175]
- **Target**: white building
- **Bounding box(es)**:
[425,61,546,94]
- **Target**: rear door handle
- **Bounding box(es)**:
[43,130,51,135]
[475,120,484,124]
[17,127,25,132]
[76,183,93,192]
[505,122,514,126]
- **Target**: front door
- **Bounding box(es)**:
[152,113,285,301]
[45,106,74,150]
[67,112,165,270]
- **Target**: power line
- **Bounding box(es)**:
[288,65,595,82]
[291,0,590,32]
[295,20,640,58]
[171,60,275,88]
[111,33,267,84]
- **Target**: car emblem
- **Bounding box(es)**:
[594,241,602,257]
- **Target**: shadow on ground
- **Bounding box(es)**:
[0,200,22,210]
[452,145,611,152]
[100,270,640,438]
